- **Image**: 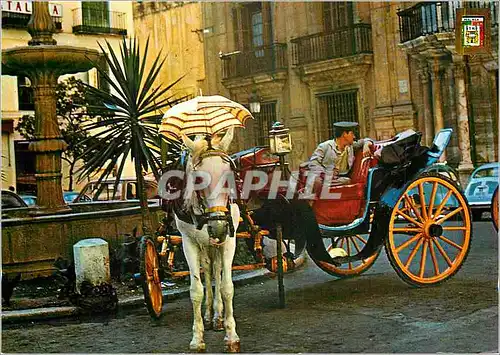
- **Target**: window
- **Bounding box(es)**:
[233,2,271,51]
[318,90,359,139]
[473,167,499,178]
[254,102,277,146]
[82,1,109,29]
[251,11,264,57]
[18,77,34,111]
[323,2,353,32]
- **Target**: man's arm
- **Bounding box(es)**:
[353,138,374,157]
[308,142,328,172]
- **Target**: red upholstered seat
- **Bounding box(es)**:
[311,150,375,225]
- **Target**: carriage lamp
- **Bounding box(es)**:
[268,121,292,155]
[248,90,261,114]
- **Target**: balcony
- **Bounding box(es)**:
[72,8,127,36]
[290,24,373,66]
[220,43,288,80]
[2,11,62,30]
[398,1,498,43]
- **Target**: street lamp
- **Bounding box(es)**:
[248,90,261,114]
[268,121,292,155]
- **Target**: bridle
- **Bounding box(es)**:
[188,144,239,245]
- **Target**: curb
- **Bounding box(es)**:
[2,254,305,324]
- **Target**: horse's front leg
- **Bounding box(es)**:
[221,237,240,352]
[200,249,213,330]
[183,238,206,352]
[212,248,224,331]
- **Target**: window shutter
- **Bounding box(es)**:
[262,2,272,46]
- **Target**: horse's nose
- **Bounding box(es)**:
[207,218,229,244]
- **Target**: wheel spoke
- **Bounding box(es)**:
[352,237,362,253]
[396,210,424,227]
[404,193,423,222]
[418,182,428,220]
[428,181,438,218]
[339,238,345,249]
[419,240,428,278]
[395,233,422,253]
[428,239,440,276]
[354,235,368,244]
[433,190,453,219]
[438,235,463,251]
[442,226,467,231]
[391,227,422,233]
[435,207,463,224]
[404,236,424,269]
[431,238,453,267]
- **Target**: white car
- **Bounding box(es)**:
[464,163,499,220]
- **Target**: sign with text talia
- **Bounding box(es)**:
[1,1,62,17]
[455,8,491,55]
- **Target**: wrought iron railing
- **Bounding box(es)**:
[72,8,127,35]
[1,11,62,30]
[398,1,498,43]
[290,24,373,66]
[220,43,288,80]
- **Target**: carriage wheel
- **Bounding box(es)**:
[139,235,164,319]
[313,211,380,278]
[385,172,472,287]
[491,187,498,231]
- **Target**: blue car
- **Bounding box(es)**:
[464,162,499,220]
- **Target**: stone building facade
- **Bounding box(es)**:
[133,1,498,179]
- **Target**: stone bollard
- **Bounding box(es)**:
[73,238,111,294]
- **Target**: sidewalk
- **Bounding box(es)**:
[2,256,306,324]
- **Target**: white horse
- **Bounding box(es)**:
[175,127,240,352]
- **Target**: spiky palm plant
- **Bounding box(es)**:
[78,37,185,232]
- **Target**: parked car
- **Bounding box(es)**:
[2,190,28,209]
[63,191,91,203]
[20,194,37,206]
[74,177,159,203]
[464,162,499,220]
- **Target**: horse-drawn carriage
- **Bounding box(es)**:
[139,126,471,319]
[138,96,472,351]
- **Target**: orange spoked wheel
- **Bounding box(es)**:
[386,172,472,287]
[319,235,380,278]
[140,236,164,319]
[316,211,380,278]
[491,187,498,231]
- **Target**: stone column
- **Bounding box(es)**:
[418,62,434,146]
[453,57,474,185]
[29,71,69,213]
[430,59,446,162]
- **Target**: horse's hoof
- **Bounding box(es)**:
[189,342,206,353]
[204,319,213,330]
[213,318,224,331]
[224,341,240,353]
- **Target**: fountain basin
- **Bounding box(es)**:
[2,45,101,75]
[2,202,164,279]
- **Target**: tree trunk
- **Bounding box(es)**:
[67,160,75,192]
[135,158,153,234]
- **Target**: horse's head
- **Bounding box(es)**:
[182,127,236,245]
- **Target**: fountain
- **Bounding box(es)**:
[1,3,164,279]
[2,1,101,214]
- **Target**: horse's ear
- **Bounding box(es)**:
[219,127,234,151]
[181,134,196,152]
